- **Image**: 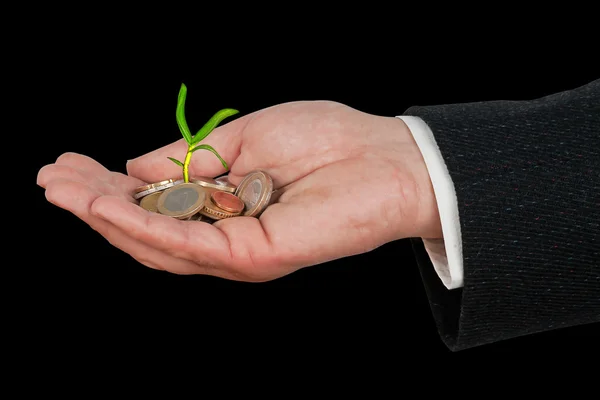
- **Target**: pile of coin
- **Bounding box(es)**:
[132,170,274,223]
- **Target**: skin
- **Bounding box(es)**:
[37,101,442,282]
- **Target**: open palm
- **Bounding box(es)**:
[37,101,440,281]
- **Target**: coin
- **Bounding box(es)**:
[195,214,214,223]
[133,178,183,200]
[234,170,273,217]
[210,191,245,213]
[184,213,200,221]
[198,188,241,220]
[190,176,235,193]
[134,178,182,193]
[214,175,237,193]
[187,213,214,222]
[139,191,163,213]
[156,183,206,219]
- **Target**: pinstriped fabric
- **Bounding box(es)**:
[405,79,600,350]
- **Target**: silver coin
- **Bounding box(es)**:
[234,170,273,217]
[196,214,214,224]
[157,183,206,219]
[133,178,183,200]
[214,175,237,193]
[190,176,224,190]
[190,176,235,193]
[184,212,199,221]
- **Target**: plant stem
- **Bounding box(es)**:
[183,145,193,183]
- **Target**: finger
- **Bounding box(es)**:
[55,152,110,176]
[90,195,231,265]
[37,164,89,189]
[90,195,284,281]
[41,152,147,192]
[126,112,254,183]
[38,164,120,196]
[37,164,145,201]
[44,178,226,277]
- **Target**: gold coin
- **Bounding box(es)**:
[156,183,206,219]
[190,176,235,193]
[139,191,163,213]
[234,170,273,217]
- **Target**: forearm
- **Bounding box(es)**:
[403,79,600,350]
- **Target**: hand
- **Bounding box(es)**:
[37,101,441,281]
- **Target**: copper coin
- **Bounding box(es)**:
[199,205,239,220]
[156,183,206,219]
[198,188,241,220]
[210,191,245,213]
[139,191,163,213]
[234,170,273,217]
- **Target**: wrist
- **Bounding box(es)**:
[379,116,443,240]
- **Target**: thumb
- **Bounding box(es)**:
[126,113,252,183]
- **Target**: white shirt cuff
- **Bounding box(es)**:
[396,116,464,289]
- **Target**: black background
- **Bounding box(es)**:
[22,27,599,366]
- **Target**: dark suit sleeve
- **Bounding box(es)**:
[403,79,600,351]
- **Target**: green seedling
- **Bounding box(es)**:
[168,83,239,183]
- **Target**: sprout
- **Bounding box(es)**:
[168,83,238,182]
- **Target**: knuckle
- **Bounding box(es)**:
[55,152,81,165]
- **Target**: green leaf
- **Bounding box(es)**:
[190,144,229,170]
[167,157,184,167]
[176,83,193,145]
[190,108,239,145]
